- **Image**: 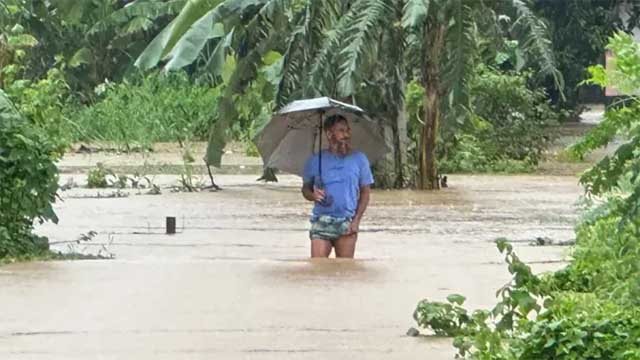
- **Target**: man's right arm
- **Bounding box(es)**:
[302,155,323,202]
[301,181,324,202]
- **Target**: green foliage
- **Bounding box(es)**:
[488,159,535,174]
[414,294,470,337]
[415,33,640,359]
[71,55,273,157]
[87,163,114,188]
[415,239,546,358]
[532,0,640,109]
[4,67,76,151]
[407,65,557,174]
[551,196,640,303]
[569,32,640,220]
[230,54,278,155]
[513,294,640,359]
[438,134,489,173]
[510,0,565,96]
[2,14,76,152]
[86,162,158,191]
[1,0,175,98]
[438,135,535,174]
[415,236,640,359]
[467,66,558,165]
[0,90,59,258]
[135,0,225,71]
[404,79,424,157]
[71,72,218,150]
[136,0,558,188]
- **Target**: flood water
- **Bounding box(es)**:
[0,174,581,359]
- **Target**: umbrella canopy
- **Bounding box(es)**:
[253,97,388,176]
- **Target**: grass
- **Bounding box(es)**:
[0,251,113,266]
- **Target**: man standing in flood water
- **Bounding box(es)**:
[301,114,374,258]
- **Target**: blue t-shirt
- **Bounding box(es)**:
[302,150,374,218]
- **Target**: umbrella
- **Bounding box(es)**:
[253,97,388,177]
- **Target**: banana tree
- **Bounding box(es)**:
[135,0,411,186]
[136,0,560,189]
[322,0,561,189]
[0,0,181,94]
[135,0,346,179]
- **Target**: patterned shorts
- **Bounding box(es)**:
[309,215,352,242]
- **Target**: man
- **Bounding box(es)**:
[301,114,374,258]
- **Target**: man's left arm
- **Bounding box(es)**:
[349,154,374,234]
[349,186,371,234]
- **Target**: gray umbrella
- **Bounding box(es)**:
[253,97,388,177]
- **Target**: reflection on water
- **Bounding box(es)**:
[264,258,383,282]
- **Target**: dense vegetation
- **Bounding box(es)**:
[0,89,58,258]
[414,32,640,359]
[72,72,217,151]
[2,1,637,179]
[2,1,640,278]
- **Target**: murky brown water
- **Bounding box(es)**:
[0,174,580,359]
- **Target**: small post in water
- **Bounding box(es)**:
[166,217,176,234]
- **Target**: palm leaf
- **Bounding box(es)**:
[402,0,429,30]
[305,3,355,97]
[337,0,391,97]
[511,0,565,98]
[272,23,305,105]
[442,0,476,106]
[88,0,186,35]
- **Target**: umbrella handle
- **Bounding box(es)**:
[315,110,333,207]
[318,110,324,185]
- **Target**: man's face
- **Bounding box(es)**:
[327,119,351,154]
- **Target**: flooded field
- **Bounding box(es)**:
[0,173,582,359]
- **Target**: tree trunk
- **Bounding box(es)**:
[373,121,397,188]
[372,106,408,189]
[393,103,409,188]
[418,84,440,189]
[418,25,445,190]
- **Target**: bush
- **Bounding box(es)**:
[0,90,59,258]
[551,190,640,303]
[439,134,534,173]
[468,66,558,165]
[414,235,640,359]
[438,134,488,173]
[513,294,640,359]
[87,163,114,188]
[71,72,219,150]
[4,67,76,152]
[407,66,559,174]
